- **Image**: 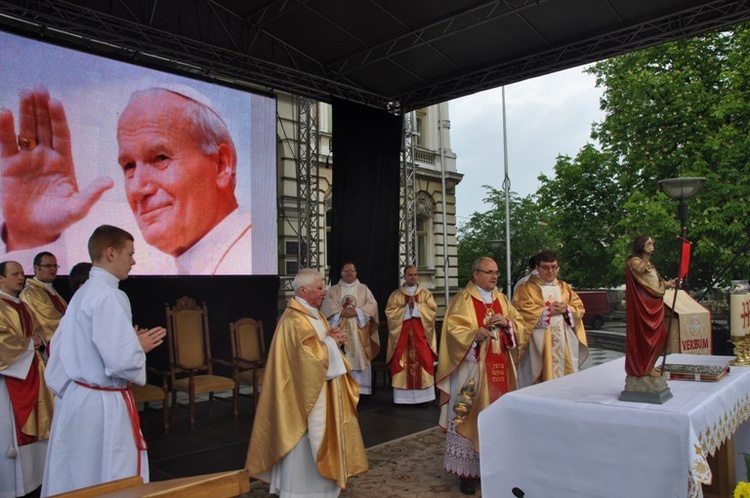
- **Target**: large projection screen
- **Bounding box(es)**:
[0,30,277,276]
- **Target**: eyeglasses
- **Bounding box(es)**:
[538,264,559,271]
[476,269,500,276]
[38,264,60,269]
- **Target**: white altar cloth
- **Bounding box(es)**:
[478,355,750,498]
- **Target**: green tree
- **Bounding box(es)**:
[537,23,750,290]
[536,145,624,288]
[457,187,554,289]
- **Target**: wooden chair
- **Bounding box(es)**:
[131,367,170,433]
[165,296,237,427]
[229,318,266,409]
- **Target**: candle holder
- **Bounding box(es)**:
[730,280,750,364]
[732,337,750,366]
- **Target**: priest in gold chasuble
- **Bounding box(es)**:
[20,252,68,344]
[512,249,588,388]
[246,269,368,497]
[436,257,523,496]
[385,265,438,405]
[0,261,54,498]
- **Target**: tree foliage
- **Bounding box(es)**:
[457,187,555,289]
[458,23,750,291]
[532,22,750,290]
[536,145,625,288]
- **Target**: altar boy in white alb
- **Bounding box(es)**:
[42,225,166,496]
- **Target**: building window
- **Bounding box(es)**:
[285,260,300,275]
[415,192,434,269]
[319,102,333,133]
[416,216,428,267]
[414,109,426,148]
[284,239,305,275]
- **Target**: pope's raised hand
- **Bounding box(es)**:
[0,87,113,251]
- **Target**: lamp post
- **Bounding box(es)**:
[658,177,706,243]
[657,177,705,371]
[486,239,506,293]
[658,177,705,289]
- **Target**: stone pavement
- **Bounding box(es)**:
[581,347,625,370]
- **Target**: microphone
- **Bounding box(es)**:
[512,487,525,497]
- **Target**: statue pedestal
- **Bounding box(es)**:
[619,387,673,404]
[619,374,673,404]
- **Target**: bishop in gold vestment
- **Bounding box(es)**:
[246,269,368,497]
[385,265,438,404]
[437,257,522,495]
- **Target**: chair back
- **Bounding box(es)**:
[230,318,265,363]
[166,296,212,375]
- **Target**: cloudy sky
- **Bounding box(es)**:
[449,64,606,222]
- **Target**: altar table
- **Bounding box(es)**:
[478,355,750,498]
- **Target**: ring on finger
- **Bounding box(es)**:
[17,135,38,151]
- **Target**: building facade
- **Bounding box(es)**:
[276,93,463,315]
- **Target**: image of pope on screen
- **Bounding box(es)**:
[117,86,251,274]
[0,30,277,276]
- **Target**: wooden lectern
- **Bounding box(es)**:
[48,469,250,498]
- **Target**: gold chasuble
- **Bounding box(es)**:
[0,298,53,443]
[513,276,588,385]
[436,283,523,451]
[385,285,438,390]
[245,298,368,488]
[20,278,68,342]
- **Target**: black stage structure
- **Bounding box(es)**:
[2,0,750,360]
[1,1,748,112]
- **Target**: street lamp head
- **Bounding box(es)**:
[486,239,503,253]
[658,177,706,200]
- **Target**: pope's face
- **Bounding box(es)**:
[341,264,357,284]
[0,262,25,296]
[117,92,230,257]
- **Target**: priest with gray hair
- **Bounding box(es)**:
[246,268,368,497]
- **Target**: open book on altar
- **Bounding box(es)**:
[655,353,734,382]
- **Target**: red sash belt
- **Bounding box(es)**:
[74,381,146,475]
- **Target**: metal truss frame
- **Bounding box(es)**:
[0,0,385,108]
[399,0,750,110]
[295,96,321,271]
[399,112,417,271]
[1,0,748,112]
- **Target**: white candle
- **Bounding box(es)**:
[730,293,750,338]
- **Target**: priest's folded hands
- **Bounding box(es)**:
[328,327,347,346]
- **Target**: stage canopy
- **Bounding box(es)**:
[1,0,749,112]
